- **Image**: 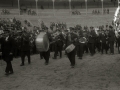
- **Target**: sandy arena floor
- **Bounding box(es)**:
[0,47,120,90]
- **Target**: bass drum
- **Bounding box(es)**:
[35,32,49,52]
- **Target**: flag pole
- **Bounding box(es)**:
[85,0,87,15]
[35,0,38,16]
[101,0,103,15]
[52,0,55,16]
[18,0,20,15]
[69,0,71,16]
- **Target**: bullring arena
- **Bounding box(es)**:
[1,0,120,90]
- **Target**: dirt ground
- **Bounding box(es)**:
[0,47,120,90]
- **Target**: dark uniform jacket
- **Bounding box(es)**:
[99,33,107,43]
[1,36,14,61]
[65,32,78,47]
[108,30,115,42]
[20,35,30,51]
[88,30,97,43]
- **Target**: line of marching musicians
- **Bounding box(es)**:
[39,25,116,68]
[47,25,116,68]
[0,25,119,75]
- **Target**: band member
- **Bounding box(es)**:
[108,26,115,54]
[20,31,31,66]
[96,34,101,52]
[40,29,52,65]
[99,30,108,54]
[53,30,64,59]
[88,27,97,56]
[65,28,78,68]
[83,30,89,53]
[116,31,120,53]
[1,30,14,75]
[77,30,86,59]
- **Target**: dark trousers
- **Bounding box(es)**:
[116,41,118,47]
[96,42,101,52]
[101,43,108,54]
[54,46,62,58]
[118,43,120,53]
[109,41,114,54]
[42,49,50,63]
[13,48,18,57]
[54,42,63,58]
[5,61,13,73]
[84,43,89,53]
[67,49,76,66]
[21,51,31,65]
[88,43,95,55]
[77,43,84,58]
[40,52,43,59]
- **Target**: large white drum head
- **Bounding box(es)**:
[35,32,49,52]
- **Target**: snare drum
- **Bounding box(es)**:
[65,44,75,53]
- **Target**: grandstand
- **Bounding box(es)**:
[0,0,118,9]
[0,0,118,29]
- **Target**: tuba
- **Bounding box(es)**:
[35,32,49,52]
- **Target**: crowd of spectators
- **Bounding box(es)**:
[104,8,109,14]
[92,8,109,15]
[1,9,10,15]
[92,10,100,15]
[20,8,36,15]
[24,20,32,27]
[72,10,81,15]
[27,9,37,15]
[50,22,67,31]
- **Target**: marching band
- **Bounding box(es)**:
[0,18,119,75]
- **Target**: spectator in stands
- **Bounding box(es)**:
[104,8,106,14]
[92,10,95,14]
[107,9,109,14]
[98,10,100,14]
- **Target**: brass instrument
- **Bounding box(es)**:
[79,37,87,43]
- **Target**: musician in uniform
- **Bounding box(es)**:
[99,30,108,54]
[116,31,120,53]
[40,29,52,65]
[83,30,89,53]
[77,30,86,59]
[88,27,97,56]
[1,30,14,75]
[13,35,19,58]
[53,30,64,59]
[65,28,78,68]
[20,31,31,66]
[108,26,115,54]
[95,30,101,52]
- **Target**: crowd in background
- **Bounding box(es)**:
[0,8,110,16]
[92,9,109,15]
[1,9,10,15]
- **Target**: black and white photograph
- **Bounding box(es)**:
[0,0,120,90]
